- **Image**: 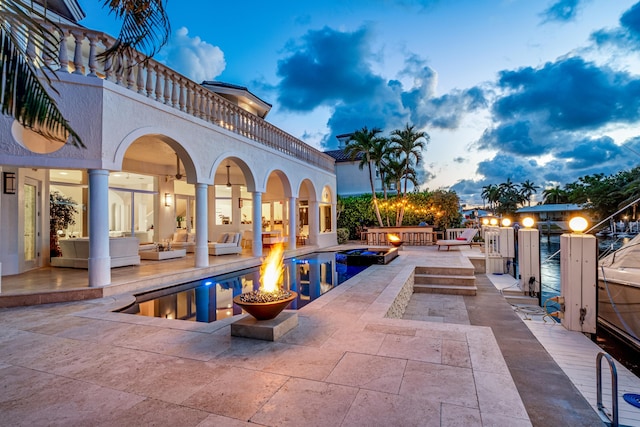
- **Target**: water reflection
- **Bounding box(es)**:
[539,234,629,312]
[123,252,368,323]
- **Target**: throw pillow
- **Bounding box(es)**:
[456,237,467,241]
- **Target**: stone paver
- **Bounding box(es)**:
[0,248,533,426]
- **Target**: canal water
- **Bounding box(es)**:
[534,234,639,377]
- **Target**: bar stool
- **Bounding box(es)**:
[401,232,413,245]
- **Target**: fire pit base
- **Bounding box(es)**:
[231,311,298,341]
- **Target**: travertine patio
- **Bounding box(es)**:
[0,248,535,426]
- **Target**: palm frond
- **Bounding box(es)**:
[0,29,83,147]
[100,0,170,64]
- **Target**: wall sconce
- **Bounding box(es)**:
[164,193,173,207]
[3,172,16,194]
[238,198,243,208]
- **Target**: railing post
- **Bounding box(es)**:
[596,352,619,427]
[58,28,70,73]
[71,29,85,74]
[87,34,98,77]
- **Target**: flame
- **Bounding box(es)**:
[387,234,401,242]
[260,243,284,293]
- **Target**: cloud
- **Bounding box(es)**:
[494,57,640,132]
[162,27,226,83]
[591,2,640,51]
[540,0,585,24]
[275,26,487,149]
[276,26,384,111]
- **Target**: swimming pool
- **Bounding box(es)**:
[120,251,369,323]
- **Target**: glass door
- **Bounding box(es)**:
[23,178,40,271]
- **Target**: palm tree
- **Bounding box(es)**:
[520,180,539,206]
[344,126,386,226]
[542,186,568,204]
[481,184,500,211]
[1,0,170,147]
[390,123,429,224]
[390,124,429,195]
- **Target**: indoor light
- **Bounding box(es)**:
[501,218,511,227]
[164,192,173,207]
[489,218,498,226]
[569,216,588,233]
[522,217,535,228]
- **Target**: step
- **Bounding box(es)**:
[414,273,476,287]
[414,266,475,276]
[413,284,477,296]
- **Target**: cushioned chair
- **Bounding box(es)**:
[170,230,196,253]
[435,228,478,251]
[208,232,243,256]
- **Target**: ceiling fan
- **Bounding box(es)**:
[225,162,243,187]
[166,154,184,182]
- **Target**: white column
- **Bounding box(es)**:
[288,196,297,250]
[309,200,319,246]
[252,191,263,257]
[518,228,540,296]
[194,183,209,268]
[88,169,111,287]
[560,233,597,334]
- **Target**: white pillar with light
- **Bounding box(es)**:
[88,169,111,287]
[288,196,297,250]
[252,191,263,257]
[518,217,540,296]
[499,218,516,276]
[560,216,596,334]
[194,183,209,268]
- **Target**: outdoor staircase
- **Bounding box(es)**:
[413,265,477,296]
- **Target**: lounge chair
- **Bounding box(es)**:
[435,228,478,251]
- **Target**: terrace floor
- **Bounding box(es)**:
[0,244,633,425]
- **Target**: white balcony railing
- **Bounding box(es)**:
[34,22,335,172]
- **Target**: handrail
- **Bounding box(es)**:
[596,352,619,427]
[35,22,335,172]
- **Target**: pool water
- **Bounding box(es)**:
[121,251,369,323]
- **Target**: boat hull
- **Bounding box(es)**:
[597,274,640,351]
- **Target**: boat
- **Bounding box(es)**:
[598,234,640,351]
[596,228,612,237]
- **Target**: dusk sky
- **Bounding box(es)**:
[79,0,640,205]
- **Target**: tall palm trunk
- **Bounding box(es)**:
[368,161,384,226]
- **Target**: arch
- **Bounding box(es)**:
[209,154,257,193]
[113,127,200,183]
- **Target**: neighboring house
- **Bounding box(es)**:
[516,204,589,232]
[0,1,338,289]
[324,133,389,197]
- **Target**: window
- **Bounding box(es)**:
[215,185,232,225]
[320,205,332,232]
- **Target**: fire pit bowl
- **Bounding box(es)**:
[389,240,403,248]
[233,291,298,320]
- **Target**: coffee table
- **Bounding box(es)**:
[139,248,186,260]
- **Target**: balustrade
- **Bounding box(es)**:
[34,23,335,172]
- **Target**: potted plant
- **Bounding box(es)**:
[177,216,184,228]
[50,191,78,258]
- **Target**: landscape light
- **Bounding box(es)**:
[569,216,588,233]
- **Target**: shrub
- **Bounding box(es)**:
[337,228,350,244]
